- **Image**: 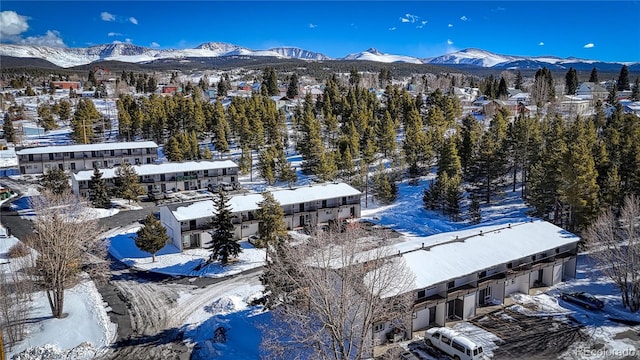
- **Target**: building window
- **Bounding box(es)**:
[373,322,385,332]
[417,290,426,299]
[447,281,455,289]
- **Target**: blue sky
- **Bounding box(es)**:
[1,1,639,62]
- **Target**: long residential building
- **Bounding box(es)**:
[160,182,362,250]
[71,160,239,197]
[371,220,579,345]
[16,141,159,175]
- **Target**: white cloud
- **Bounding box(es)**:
[389,27,396,31]
[539,42,545,46]
[19,30,66,47]
[101,12,115,22]
[0,11,65,47]
[448,24,453,28]
[128,17,138,25]
[0,11,29,37]
[460,15,468,21]
[107,32,122,37]
[150,41,160,48]
[584,43,594,48]
[400,13,419,23]
[421,20,427,25]
[447,39,454,45]
[124,38,132,43]
[309,23,317,29]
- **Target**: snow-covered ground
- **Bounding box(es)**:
[107,225,265,278]
[1,126,638,359]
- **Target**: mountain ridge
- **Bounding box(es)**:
[0,42,636,70]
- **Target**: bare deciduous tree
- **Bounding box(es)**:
[27,190,107,318]
[0,250,35,351]
[260,225,415,360]
[585,195,640,312]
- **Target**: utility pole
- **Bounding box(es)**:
[0,323,5,360]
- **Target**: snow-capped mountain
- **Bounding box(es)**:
[422,48,631,71]
[268,47,330,61]
[0,42,637,70]
[0,42,326,68]
[424,48,519,67]
[342,48,423,64]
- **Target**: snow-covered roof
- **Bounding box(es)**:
[399,220,579,290]
[16,141,158,155]
[71,160,238,181]
[168,183,361,221]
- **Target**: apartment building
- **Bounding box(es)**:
[71,159,239,197]
[16,141,158,175]
[372,220,579,345]
[159,182,362,250]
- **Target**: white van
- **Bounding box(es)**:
[424,327,488,360]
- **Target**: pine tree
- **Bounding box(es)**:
[403,107,430,176]
[437,137,462,179]
[565,67,579,95]
[560,117,600,231]
[135,213,169,262]
[469,194,482,224]
[258,146,276,185]
[212,100,230,153]
[375,111,396,157]
[262,67,279,96]
[617,65,630,91]
[459,114,482,177]
[37,104,57,131]
[190,131,200,159]
[56,99,71,122]
[445,174,463,221]
[373,164,397,204]
[632,77,640,101]
[89,166,110,208]
[239,144,252,174]
[256,192,287,259]
[3,112,15,143]
[164,136,183,162]
[72,98,101,143]
[497,77,508,99]
[209,191,241,265]
[39,168,70,195]
[286,73,299,99]
[514,71,523,90]
[589,67,599,83]
[114,162,144,203]
[527,115,567,222]
[468,110,509,204]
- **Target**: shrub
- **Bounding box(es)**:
[8,242,30,258]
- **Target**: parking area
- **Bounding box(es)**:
[471,306,587,359]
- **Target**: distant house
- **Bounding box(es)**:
[559,95,591,116]
[369,220,579,345]
[508,92,530,105]
[16,141,158,175]
[51,81,81,90]
[576,82,609,101]
[623,101,640,116]
[159,183,362,250]
[71,159,239,197]
[162,85,180,95]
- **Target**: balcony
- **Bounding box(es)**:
[446,284,476,298]
[414,293,446,306]
[477,272,506,288]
